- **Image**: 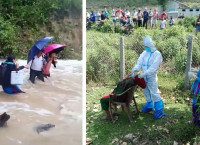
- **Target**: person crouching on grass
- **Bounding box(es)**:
[160,18,167,30]
[28,51,47,84]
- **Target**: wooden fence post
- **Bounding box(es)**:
[120,36,125,81]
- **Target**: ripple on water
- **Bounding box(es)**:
[0,102,54,116]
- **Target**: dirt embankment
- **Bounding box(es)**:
[18,16,82,60]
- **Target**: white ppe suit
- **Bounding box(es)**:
[132,36,162,103]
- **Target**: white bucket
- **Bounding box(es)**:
[11,70,24,85]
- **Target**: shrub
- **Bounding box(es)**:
[163,25,186,38]
[0,17,18,58]
[157,37,182,61]
[86,45,120,83]
[192,41,200,66]
[91,20,114,33]
[87,24,193,83]
[178,16,197,28]
[114,26,124,34]
[174,49,187,72]
[187,25,194,32]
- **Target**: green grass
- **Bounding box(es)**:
[86,72,200,145]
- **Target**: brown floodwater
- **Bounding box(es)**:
[0,60,82,145]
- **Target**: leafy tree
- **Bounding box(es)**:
[157,0,168,10]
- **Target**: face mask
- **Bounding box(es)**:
[145,47,151,52]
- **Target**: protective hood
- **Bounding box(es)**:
[143,36,156,52]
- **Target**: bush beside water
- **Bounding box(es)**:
[0,0,82,59]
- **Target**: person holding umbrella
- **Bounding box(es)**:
[43,53,57,78]
[43,44,66,77]
[28,51,47,83]
[27,37,53,83]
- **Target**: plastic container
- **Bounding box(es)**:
[11,70,24,85]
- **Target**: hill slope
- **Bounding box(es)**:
[0,0,82,59]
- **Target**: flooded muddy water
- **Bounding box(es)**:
[0,60,82,145]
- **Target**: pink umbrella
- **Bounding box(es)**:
[44,44,66,54]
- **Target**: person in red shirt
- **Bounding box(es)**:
[115,7,124,25]
[120,12,128,26]
[152,9,159,29]
[115,7,123,18]
[161,10,167,20]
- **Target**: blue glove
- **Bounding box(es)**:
[131,73,134,78]
[154,100,167,120]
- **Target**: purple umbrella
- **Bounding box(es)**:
[44,44,66,54]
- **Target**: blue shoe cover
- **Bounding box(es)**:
[193,99,198,106]
[142,102,154,113]
[154,100,167,119]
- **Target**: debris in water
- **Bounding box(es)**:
[0,112,10,127]
[35,123,55,134]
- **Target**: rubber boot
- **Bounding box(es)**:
[154,100,167,120]
[142,101,154,113]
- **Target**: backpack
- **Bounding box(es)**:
[0,63,7,85]
[144,11,148,19]
[149,11,153,17]
[0,62,15,85]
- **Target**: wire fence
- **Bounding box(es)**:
[87,29,199,88]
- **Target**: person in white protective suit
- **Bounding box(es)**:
[131,36,167,119]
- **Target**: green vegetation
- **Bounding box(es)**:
[86,73,199,144]
[178,17,197,28]
[0,0,82,59]
[87,18,200,84]
[86,7,200,144]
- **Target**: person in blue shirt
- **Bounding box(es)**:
[169,16,175,26]
[104,7,109,19]
[191,69,200,127]
[90,11,96,23]
[1,55,28,94]
[143,8,149,29]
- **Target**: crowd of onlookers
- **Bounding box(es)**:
[86,7,200,36]
[86,7,176,30]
